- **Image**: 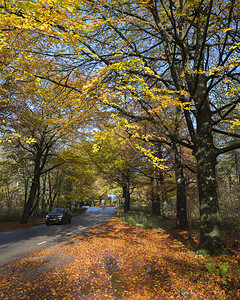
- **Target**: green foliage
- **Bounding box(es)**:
[205,261,229,284]
[129,206,152,213]
[120,211,174,231]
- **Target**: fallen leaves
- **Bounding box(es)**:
[0,218,240,299]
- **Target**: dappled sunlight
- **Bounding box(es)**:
[1,218,240,299]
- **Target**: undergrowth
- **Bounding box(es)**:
[0,211,22,222]
[120,210,175,231]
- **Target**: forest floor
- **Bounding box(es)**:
[0,212,240,300]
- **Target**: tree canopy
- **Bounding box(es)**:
[0,0,240,255]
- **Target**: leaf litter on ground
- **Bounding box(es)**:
[0,217,240,299]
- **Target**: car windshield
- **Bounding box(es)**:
[51,208,65,213]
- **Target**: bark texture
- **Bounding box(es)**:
[123,183,130,212]
[194,81,230,255]
[20,150,41,223]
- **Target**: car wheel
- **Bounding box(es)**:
[46,222,49,226]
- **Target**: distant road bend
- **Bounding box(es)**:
[0,207,117,266]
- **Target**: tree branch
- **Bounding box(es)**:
[212,128,240,139]
[40,163,65,175]
[217,142,240,155]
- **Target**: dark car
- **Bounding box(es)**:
[45,208,72,225]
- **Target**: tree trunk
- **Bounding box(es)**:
[123,184,130,212]
[151,177,161,216]
[174,147,188,228]
[162,191,168,218]
[195,150,232,255]
[151,192,161,216]
[194,86,231,255]
[32,183,41,217]
[235,150,240,201]
[20,171,40,223]
[24,176,29,206]
[20,149,42,224]
[229,174,232,201]
[41,174,47,213]
[159,167,167,218]
[151,143,164,216]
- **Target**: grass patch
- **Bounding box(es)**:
[120,211,175,231]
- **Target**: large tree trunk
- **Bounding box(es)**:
[20,171,40,223]
[123,183,130,212]
[20,147,42,224]
[194,83,230,255]
[32,183,41,217]
[195,147,225,255]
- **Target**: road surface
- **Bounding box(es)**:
[0,207,116,266]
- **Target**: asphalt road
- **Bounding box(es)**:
[0,207,117,266]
